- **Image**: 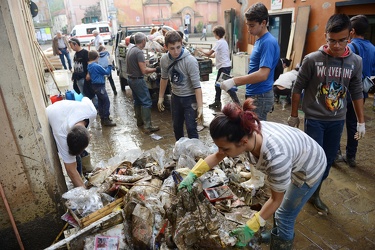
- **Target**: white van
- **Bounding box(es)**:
[70,22,112,46]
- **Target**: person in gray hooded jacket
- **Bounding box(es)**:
[158,31,203,141]
[288,14,365,215]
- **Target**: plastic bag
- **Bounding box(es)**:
[62,187,103,217]
[173,137,212,161]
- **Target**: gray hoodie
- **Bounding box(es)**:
[160,48,201,97]
[293,45,363,121]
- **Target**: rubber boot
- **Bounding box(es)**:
[270,228,294,250]
[309,182,329,215]
[141,106,159,133]
[102,117,116,126]
[134,105,143,127]
[260,213,276,243]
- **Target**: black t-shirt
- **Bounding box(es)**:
[73,49,89,80]
[274,59,283,82]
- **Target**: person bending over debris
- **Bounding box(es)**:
[178,99,326,249]
[46,97,97,187]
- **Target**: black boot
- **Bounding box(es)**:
[309,182,329,214]
[270,228,294,250]
[134,105,143,127]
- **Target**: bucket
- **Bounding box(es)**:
[73,90,84,101]
[50,94,63,104]
[53,70,70,91]
[65,90,75,101]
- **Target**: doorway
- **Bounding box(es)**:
[269,13,292,59]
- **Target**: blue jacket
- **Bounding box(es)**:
[87,62,112,84]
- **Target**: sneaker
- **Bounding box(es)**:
[114,90,118,95]
[344,155,357,168]
[144,126,159,134]
[208,101,221,109]
[101,118,116,126]
[335,150,344,162]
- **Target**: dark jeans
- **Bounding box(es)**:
[107,72,117,93]
[128,78,152,108]
[215,67,239,103]
[304,118,345,180]
[171,94,198,141]
[273,86,291,98]
[345,101,358,159]
[245,89,274,121]
[91,84,110,119]
[58,48,72,70]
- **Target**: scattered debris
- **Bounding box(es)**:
[50,138,268,249]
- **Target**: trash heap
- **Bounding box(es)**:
[52,138,269,250]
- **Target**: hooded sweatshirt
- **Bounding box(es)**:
[160,48,201,97]
[293,45,363,121]
[98,51,110,69]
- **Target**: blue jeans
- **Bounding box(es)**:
[91,84,110,119]
[58,48,72,70]
[275,177,322,240]
[128,78,152,108]
[171,94,198,140]
[304,119,345,180]
[245,89,274,121]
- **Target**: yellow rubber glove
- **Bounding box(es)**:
[230,212,265,247]
[178,159,211,192]
[245,212,266,232]
[191,158,210,177]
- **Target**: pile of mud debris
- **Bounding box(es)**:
[48,138,270,250]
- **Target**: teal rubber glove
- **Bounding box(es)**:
[229,225,255,247]
[230,212,265,247]
[178,172,197,192]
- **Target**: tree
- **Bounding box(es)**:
[83,2,101,23]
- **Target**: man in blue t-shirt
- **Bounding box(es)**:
[220,2,280,120]
[336,15,375,168]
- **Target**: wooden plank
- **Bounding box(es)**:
[291,6,311,70]
[81,198,123,228]
[45,210,123,250]
[286,22,296,69]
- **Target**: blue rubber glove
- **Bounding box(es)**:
[178,172,197,192]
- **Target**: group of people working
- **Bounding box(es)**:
[47,2,374,249]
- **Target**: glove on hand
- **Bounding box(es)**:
[178,159,210,192]
[355,122,365,140]
[178,172,197,192]
[157,98,165,112]
[196,107,203,123]
[220,78,235,92]
[155,66,161,74]
[287,116,300,128]
[229,212,265,247]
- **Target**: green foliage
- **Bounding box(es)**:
[197,21,203,33]
[84,2,101,21]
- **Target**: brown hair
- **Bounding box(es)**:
[213,26,225,38]
[88,50,99,61]
[98,45,106,52]
[164,30,182,47]
[210,99,261,142]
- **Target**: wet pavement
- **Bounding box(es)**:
[45,38,375,249]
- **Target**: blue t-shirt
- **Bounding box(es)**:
[348,38,375,78]
[246,32,280,96]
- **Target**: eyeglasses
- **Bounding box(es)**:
[326,38,349,46]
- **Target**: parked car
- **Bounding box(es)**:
[70,22,112,46]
